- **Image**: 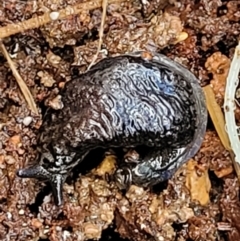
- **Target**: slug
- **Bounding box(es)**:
[17,51,207,206]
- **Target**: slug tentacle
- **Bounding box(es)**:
[17,165,52,180]
[49,174,65,206]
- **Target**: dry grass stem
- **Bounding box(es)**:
[88,0,108,70]
[0,40,38,114]
[203,85,231,150]
[224,41,240,184]
[204,84,240,183]
[0,0,125,39]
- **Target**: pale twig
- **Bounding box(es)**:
[224,41,240,184]
[87,0,108,70]
[0,40,38,114]
[203,85,231,151]
[203,84,240,183]
[0,0,124,39]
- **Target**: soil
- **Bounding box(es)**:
[0,0,240,241]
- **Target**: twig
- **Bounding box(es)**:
[203,85,231,151]
[204,83,240,184]
[0,0,125,39]
[0,40,38,114]
[88,0,108,70]
[223,40,240,184]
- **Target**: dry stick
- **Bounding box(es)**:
[0,0,125,39]
[203,85,240,182]
[223,41,240,184]
[0,40,38,114]
[88,0,108,70]
[203,85,231,151]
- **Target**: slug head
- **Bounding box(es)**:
[17,165,65,206]
[16,146,74,206]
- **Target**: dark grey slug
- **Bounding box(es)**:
[17,51,207,206]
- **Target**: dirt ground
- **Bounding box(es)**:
[0,0,240,241]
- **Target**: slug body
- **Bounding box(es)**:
[17,52,207,205]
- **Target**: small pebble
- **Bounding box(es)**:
[10,135,21,145]
[31,218,43,228]
[19,209,25,215]
[17,149,25,155]
[5,155,16,165]
[49,95,64,110]
[63,230,71,239]
[50,11,60,20]
[6,212,12,220]
[23,116,33,126]
[43,229,50,234]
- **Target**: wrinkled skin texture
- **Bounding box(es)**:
[17,52,207,205]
